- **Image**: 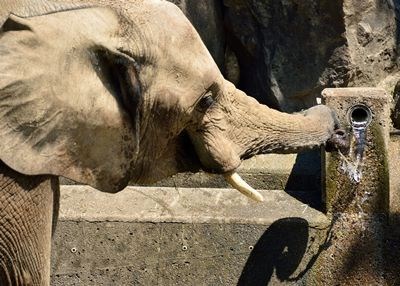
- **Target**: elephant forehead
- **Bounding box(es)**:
[122,0,220,80]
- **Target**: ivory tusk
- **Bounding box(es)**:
[223,171,264,202]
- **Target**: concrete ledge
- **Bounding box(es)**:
[51,186,329,285]
[57,186,328,227]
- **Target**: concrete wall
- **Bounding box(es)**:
[51,186,329,285]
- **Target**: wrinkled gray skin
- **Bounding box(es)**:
[0,0,346,284]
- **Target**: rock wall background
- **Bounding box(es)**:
[172,0,400,114]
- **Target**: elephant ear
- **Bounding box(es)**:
[0,8,140,192]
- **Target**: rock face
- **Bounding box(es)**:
[344,1,399,94]
[223,0,350,111]
[171,0,399,114]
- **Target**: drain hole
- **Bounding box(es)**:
[349,105,372,126]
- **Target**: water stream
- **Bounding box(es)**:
[338,117,370,231]
[338,106,371,184]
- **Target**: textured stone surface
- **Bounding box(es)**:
[345,1,399,90]
[309,215,387,286]
[389,133,400,216]
[223,0,348,111]
[51,186,330,285]
[386,132,400,285]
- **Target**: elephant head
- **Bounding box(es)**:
[0,1,346,201]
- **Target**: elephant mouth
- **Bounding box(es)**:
[179,131,264,202]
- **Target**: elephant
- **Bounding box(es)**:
[0,0,348,284]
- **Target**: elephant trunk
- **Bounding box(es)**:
[223,81,338,159]
[216,81,339,201]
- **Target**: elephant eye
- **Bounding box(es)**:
[197,95,214,112]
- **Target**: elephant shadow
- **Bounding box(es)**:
[237,217,309,286]
[285,150,322,209]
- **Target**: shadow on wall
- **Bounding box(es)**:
[237,217,309,286]
[284,150,322,210]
